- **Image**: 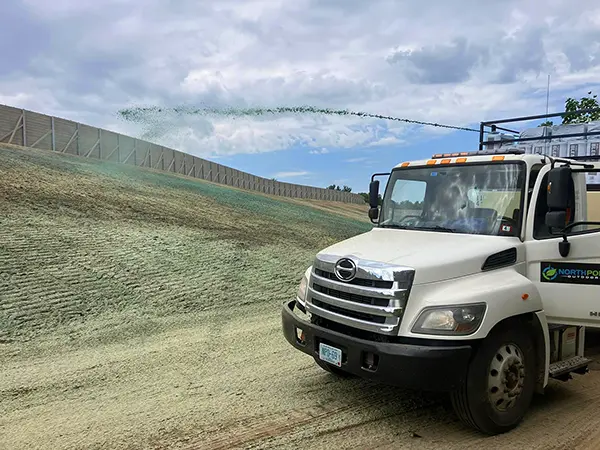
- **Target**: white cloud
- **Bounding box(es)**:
[273,171,310,178]
[345,157,369,163]
[366,136,406,147]
[309,148,329,154]
[2,0,600,158]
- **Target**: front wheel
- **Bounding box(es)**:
[450,325,536,435]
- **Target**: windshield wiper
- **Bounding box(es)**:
[409,225,456,233]
[379,224,456,233]
[379,224,412,229]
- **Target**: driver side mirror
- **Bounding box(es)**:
[369,180,380,208]
[368,180,380,223]
[546,165,572,211]
[544,165,574,258]
[545,210,567,229]
[544,166,573,231]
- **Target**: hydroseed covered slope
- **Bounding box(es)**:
[0,144,371,340]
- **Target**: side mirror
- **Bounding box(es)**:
[369,180,380,208]
[368,208,379,220]
[546,210,571,257]
[545,210,567,229]
[546,166,572,210]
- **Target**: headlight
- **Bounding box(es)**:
[297,273,308,304]
[411,303,486,336]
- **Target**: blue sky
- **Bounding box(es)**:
[216,125,478,193]
[2,0,600,194]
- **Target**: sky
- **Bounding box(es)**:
[2,0,600,193]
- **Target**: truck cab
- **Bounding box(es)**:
[281,149,600,435]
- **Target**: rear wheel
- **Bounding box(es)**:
[313,357,355,378]
[450,324,536,435]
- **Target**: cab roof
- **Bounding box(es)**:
[393,149,554,169]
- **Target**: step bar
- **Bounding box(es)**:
[549,355,592,380]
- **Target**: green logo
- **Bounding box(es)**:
[542,266,558,281]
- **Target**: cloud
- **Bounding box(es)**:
[386,25,556,85]
[309,148,329,154]
[1,0,600,159]
[345,157,369,163]
[387,37,487,84]
[273,171,310,178]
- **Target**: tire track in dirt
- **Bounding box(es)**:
[160,388,440,450]
[269,345,600,450]
[5,305,600,450]
[158,332,600,450]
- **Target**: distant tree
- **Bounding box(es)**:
[536,91,600,126]
[562,91,600,124]
[342,185,352,192]
[357,192,382,206]
[398,200,423,209]
[327,184,344,191]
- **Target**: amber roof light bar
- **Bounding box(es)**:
[431,149,526,159]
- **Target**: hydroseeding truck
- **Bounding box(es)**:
[281,114,600,435]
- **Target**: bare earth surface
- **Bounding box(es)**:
[2,144,600,449]
[4,312,600,450]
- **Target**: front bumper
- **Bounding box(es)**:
[282,300,473,392]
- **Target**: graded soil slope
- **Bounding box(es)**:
[0,143,371,340]
[2,144,600,450]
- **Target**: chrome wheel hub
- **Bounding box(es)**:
[488,343,525,412]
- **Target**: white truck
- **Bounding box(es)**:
[281,147,600,435]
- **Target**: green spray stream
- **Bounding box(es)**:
[117,105,481,133]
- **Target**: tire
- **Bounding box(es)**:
[313,357,355,378]
[450,324,536,435]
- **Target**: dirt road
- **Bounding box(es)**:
[3,306,600,450]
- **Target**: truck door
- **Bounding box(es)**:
[525,162,600,327]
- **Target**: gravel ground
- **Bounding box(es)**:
[3,310,600,450]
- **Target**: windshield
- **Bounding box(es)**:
[379,162,526,236]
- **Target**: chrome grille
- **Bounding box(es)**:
[314,268,393,289]
[311,299,387,324]
[305,254,415,335]
[312,283,389,307]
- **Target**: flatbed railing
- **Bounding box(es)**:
[478,107,600,150]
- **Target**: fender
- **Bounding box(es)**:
[399,264,544,340]
[533,310,550,391]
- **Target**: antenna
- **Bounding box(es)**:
[546,74,551,116]
[544,74,551,154]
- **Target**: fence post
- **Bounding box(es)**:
[76,123,80,155]
[22,109,27,147]
[51,117,56,151]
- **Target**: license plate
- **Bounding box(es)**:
[319,342,342,367]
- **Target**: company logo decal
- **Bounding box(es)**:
[542,265,558,281]
[540,261,600,285]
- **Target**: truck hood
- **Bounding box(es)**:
[316,228,520,285]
